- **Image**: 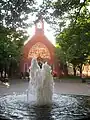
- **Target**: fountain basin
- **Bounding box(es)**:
[0,93,90,120]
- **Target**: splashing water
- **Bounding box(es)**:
[27,58,54,105]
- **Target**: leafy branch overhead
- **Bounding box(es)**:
[0,0,36,28]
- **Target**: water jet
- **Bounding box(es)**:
[27,58,54,105]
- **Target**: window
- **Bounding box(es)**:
[28,42,51,59]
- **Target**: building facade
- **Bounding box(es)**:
[20,18,62,77]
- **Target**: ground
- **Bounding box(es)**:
[0,78,90,96]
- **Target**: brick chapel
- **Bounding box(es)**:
[20,18,64,77]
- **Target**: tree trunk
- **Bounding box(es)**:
[0,69,3,78]
[64,64,68,76]
[4,64,7,78]
[0,64,3,78]
[73,65,76,76]
[8,62,12,77]
[79,65,82,78]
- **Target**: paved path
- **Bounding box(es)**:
[0,79,90,96]
[54,82,90,96]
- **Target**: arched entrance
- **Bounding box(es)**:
[28,42,51,60]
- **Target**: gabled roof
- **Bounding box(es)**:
[24,33,55,49]
[24,17,55,48]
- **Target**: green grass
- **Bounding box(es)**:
[58,75,81,80]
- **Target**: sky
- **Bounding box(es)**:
[26,0,56,46]
[26,20,56,45]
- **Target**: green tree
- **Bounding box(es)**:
[56,13,90,76]
[38,0,89,32]
[0,26,27,77]
[0,0,36,28]
[0,0,36,78]
[52,0,89,28]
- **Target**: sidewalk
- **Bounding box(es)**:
[0,79,90,96]
[54,81,90,96]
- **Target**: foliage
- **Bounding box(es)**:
[55,45,66,64]
[0,0,36,28]
[0,0,36,76]
[34,0,90,34]
[52,0,88,29]
[0,25,27,76]
[56,10,90,71]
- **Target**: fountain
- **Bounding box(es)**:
[0,58,90,120]
[27,58,54,105]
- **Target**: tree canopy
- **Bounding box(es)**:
[0,0,36,76]
[0,25,28,76]
[55,3,90,75]
[0,0,36,28]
